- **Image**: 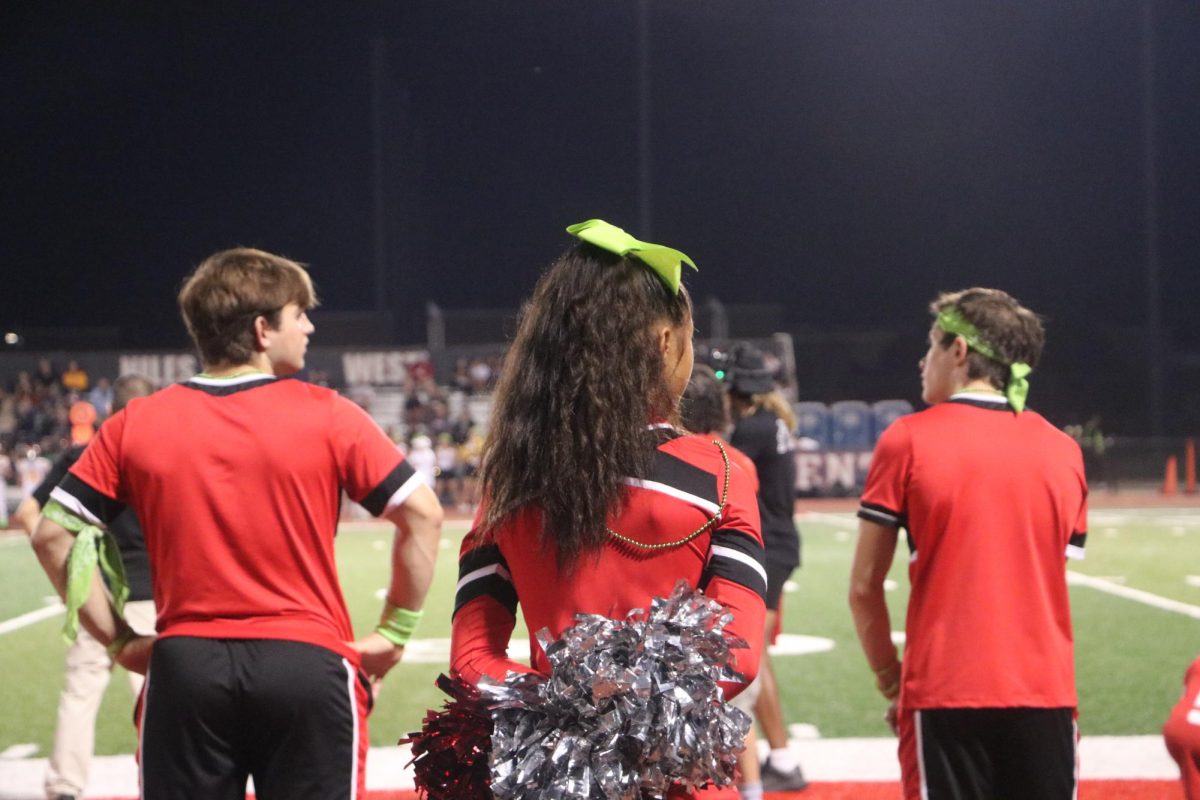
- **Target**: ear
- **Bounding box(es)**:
[951,335,970,365]
[657,323,674,359]
[253,314,273,353]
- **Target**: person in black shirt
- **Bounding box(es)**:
[727,344,808,793]
[16,375,156,800]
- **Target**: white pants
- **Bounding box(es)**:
[44,600,155,799]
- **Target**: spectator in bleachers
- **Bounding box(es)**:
[61,360,89,392]
[87,377,113,417]
[726,343,808,793]
[34,358,57,390]
[407,433,438,489]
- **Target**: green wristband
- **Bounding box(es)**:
[375,603,422,647]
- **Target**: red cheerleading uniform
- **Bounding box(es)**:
[1164,655,1200,799]
[451,429,767,799]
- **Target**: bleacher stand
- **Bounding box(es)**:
[829,399,874,450]
[793,401,832,450]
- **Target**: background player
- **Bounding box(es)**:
[726,344,808,793]
[16,375,155,800]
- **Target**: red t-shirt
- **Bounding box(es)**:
[52,375,419,663]
[451,429,767,700]
[858,394,1088,709]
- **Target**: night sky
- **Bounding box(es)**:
[4,3,1199,430]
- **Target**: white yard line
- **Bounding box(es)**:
[799,511,859,529]
[0,603,64,636]
[1068,571,1200,620]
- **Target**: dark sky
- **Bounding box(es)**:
[4,3,1199,396]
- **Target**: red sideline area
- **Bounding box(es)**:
[90,784,1184,800]
[364,785,1182,800]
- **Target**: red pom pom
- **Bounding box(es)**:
[400,674,494,800]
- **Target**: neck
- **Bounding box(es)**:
[954,379,1003,396]
[200,355,273,379]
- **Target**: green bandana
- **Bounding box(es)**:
[936,307,1032,413]
[565,219,697,295]
[42,500,129,644]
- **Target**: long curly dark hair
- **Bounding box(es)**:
[479,242,692,569]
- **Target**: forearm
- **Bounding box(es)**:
[705,576,766,697]
[450,595,531,684]
[382,483,443,611]
[849,520,902,695]
[13,497,40,536]
[849,583,899,672]
[31,517,129,647]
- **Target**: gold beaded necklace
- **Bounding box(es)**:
[606,438,731,550]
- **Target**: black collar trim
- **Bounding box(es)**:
[182,375,279,397]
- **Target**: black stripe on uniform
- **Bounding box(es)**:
[359,461,418,517]
[644,450,721,508]
[181,376,279,397]
[857,501,906,529]
[700,527,768,601]
[946,396,1015,412]
[453,543,517,618]
[1069,532,1087,550]
[57,472,127,525]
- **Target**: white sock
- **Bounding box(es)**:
[738,781,764,800]
[767,747,799,772]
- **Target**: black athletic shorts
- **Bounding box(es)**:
[764,559,795,611]
[899,706,1078,800]
[138,637,371,800]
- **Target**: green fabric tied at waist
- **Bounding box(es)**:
[42,500,129,644]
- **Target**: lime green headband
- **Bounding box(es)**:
[936,306,1032,413]
[566,219,697,295]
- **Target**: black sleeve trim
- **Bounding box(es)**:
[55,472,126,525]
[857,500,906,529]
[359,460,418,517]
[453,543,518,618]
[700,528,768,601]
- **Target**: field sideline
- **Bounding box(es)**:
[1,498,1197,796]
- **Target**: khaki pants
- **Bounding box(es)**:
[44,600,155,799]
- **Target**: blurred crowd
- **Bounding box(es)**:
[0,355,502,520]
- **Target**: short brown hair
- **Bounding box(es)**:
[178,248,318,366]
[930,288,1045,390]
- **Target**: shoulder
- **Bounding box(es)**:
[1023,410,1084,455]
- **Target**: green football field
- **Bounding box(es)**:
[1,506,1198,758]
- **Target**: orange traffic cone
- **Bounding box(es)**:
[1163,455,1178,496]
[1186,439,1197,495]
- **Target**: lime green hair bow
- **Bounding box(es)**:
[936,306,1032,413]
[565,219,697,295]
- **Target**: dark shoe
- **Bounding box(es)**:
[52,795,79,800]
[760,758,808,792]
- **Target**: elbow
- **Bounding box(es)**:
[848,579,880,612]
